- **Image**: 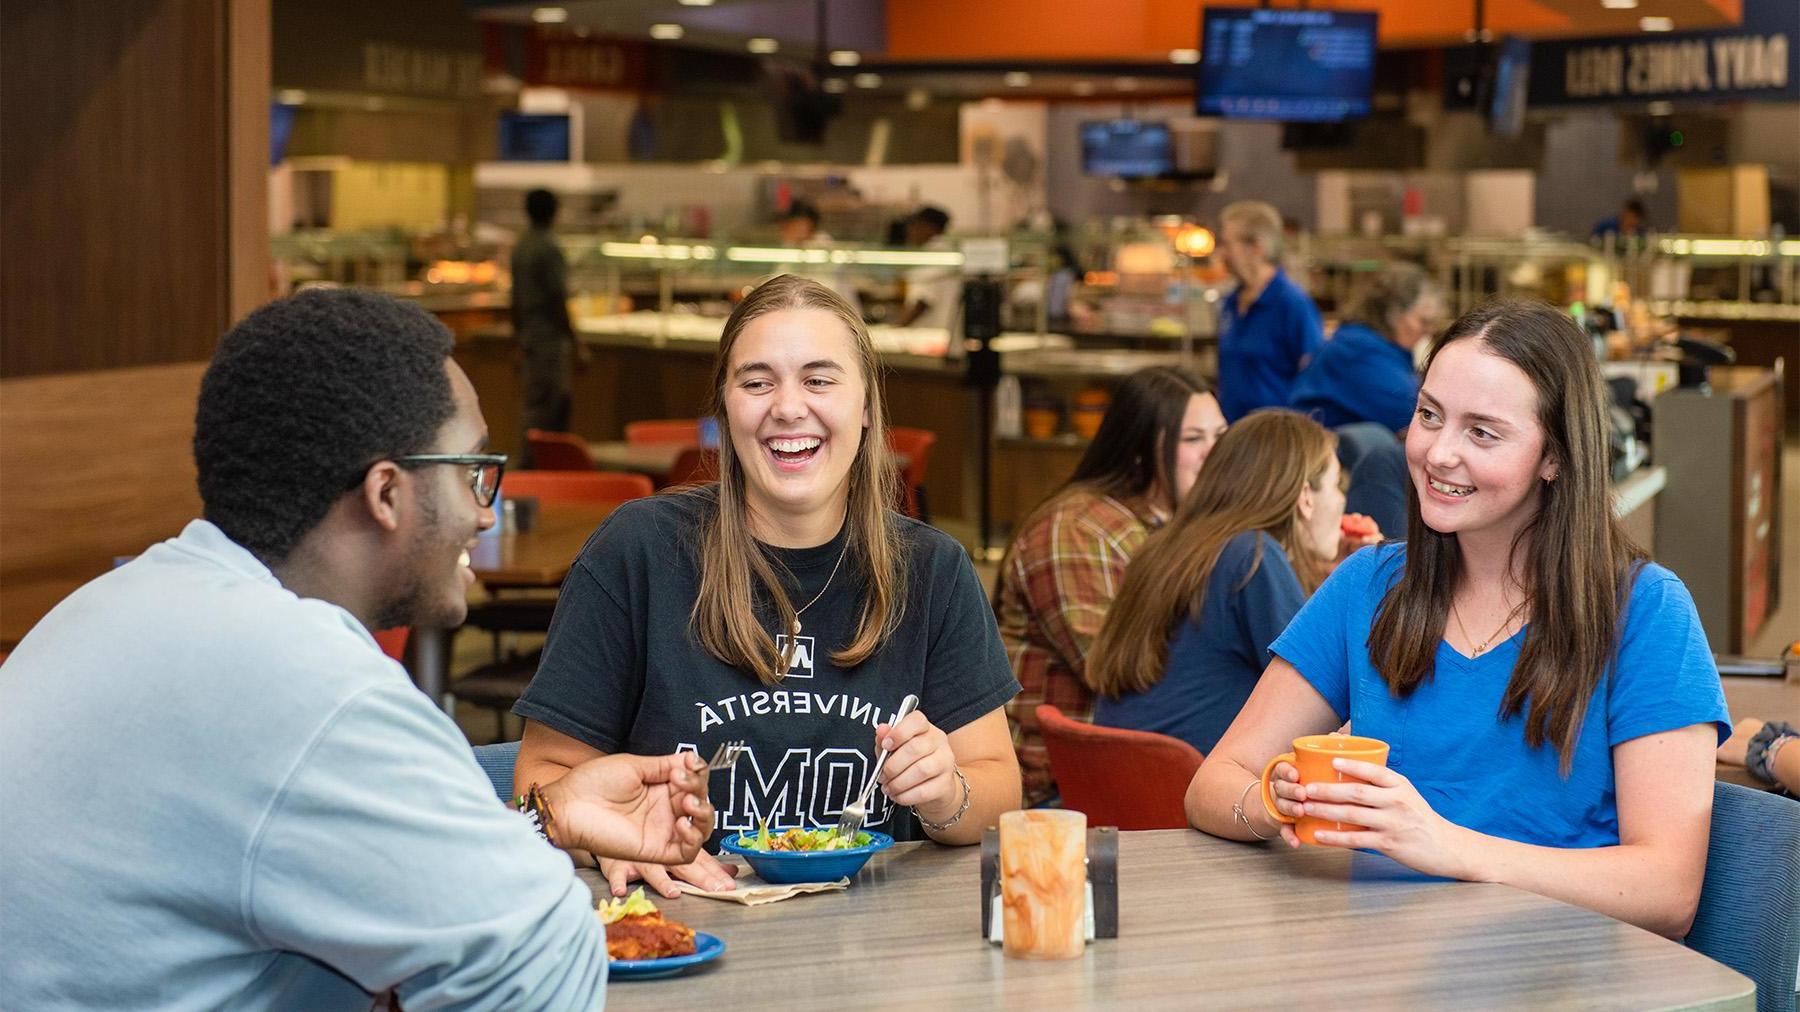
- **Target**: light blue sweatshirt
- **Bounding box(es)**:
[0,521,608,1010]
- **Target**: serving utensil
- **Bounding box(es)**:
[834,694,919,843]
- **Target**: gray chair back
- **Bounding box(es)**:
[471,740,521,802]
[1685,781,1800,1012]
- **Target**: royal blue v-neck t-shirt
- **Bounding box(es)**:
[1271,543,1730,849]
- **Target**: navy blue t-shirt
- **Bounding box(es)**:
[1094,531,1305,755]
[515,489,1019,847]
[1273,543,1731,849]
[1217,268,1324,422]
[1289,322,1419,433]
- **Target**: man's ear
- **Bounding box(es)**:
[358,462,405,533]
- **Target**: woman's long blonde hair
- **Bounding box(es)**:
[691,274,907,685]
[1085,411,1338,698]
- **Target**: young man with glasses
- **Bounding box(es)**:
[0,289,710,1009]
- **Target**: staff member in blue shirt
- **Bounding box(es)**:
[1291,263,1442,434]
[1215,200,1324,422]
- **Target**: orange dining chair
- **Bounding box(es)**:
[886,426,937,520]
[625,418,703,446]
[452,469,653,736]
[524,429,597,470]
[664,447,719,488]
[1035,704,1205,830]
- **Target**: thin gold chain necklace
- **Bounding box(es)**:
[788,542,848,635]
[1452,597,1529,657]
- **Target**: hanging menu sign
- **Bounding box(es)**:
[1529,1,1796,106]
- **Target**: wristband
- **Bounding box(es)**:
[1747,721,1799,784]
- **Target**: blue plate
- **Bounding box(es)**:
[609,931,725,980]
[718,829,895,884]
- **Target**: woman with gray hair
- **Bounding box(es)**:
[1290,263,1443,433]
[1289,263,1445,535]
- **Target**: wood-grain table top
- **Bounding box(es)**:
[580,828,1754,1009]
[465,501,616,588]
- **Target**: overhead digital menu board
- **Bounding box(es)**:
[1197,8,1378,122]
[1080,120,1173,178]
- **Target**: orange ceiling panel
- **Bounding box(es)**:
[887,0,1744,59]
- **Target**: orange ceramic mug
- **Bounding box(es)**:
[1259,734,1391,845]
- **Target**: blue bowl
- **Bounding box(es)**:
[718,829,895,884]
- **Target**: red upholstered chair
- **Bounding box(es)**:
[665,447,719,488]
[886,426,937,520]
[502,469,653,504]
[371,628,410,663]
[525,429,597,470]
[452,469,652,736]
[1035,704,1205,831]
[625,418,703,446]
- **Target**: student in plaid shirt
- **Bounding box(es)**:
[994,367,1227,804]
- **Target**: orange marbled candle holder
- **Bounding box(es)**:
[999,809,1087,960]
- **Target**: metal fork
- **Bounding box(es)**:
[705,740,747,771]
[835,694,919,842]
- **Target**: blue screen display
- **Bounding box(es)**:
[1489,37,1532,138]
[1080,120,1172,178]
[1197,7,1378,122]
[497,112,572,162]
[270,102,297,166]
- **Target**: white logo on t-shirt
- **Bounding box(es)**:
[775,634,815,679]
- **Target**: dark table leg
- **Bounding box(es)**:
[411,626,452,714]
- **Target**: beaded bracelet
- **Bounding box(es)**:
[919,767,971,832]
[513,783,558,845]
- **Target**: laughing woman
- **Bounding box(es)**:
[1186,300,1729,939]
[514,275,1021,898]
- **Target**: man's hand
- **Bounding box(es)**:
[538,752,714,866]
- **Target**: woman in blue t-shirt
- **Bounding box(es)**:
[1086,411,1346,756]
[1187,299,1729,939]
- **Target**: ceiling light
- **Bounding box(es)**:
[1072,81,1097,96]
[853,73,882,89]
[829,50,861,67]
[531,6,567,23]
[678,0,715,5]
[906,88,931,111]
[1115,77,1139,91]
[1647,100,1674,115]
[747,37,779,54]
[1600,0,1637,7]
[276,89,308,105]
[649,23,684,40]
[1640,16,1674,30]
[1004,71,1031,87]
[1169,49,1200,64]
[823,77,849,93]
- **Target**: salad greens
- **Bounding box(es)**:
[739,821,872,852]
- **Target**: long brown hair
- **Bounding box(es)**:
[690,274,907,685]
[1367,299,1645,770]
[1085,411,1338,698]
[1015,366,1211,531]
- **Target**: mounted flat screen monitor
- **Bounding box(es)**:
[497,112,572,162]
[1488,36,1532,138]
[270,102,297,166]
[1080,120,1172,178]
[1197,7,1378,122]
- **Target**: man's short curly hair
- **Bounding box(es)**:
[194,288,457,564]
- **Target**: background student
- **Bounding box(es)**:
[1086,411,1344,756]
[994,366,1226,805]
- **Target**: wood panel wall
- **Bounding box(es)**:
[0,0,267,377]
[0,364,207,646]
[0,0,268,645]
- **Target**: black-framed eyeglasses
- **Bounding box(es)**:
[390,453,509,508]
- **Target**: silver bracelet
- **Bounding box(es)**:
[919,767,971,832]
[1233,779,1274,841]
